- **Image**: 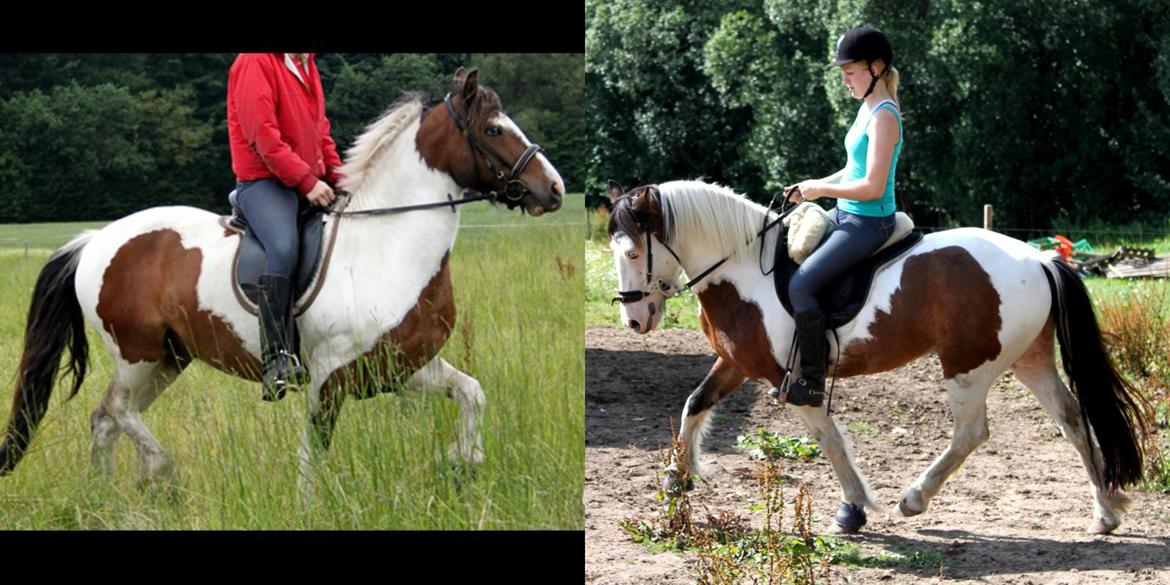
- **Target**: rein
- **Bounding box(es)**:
[329,93,543,218]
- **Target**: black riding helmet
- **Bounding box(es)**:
[830,25,893,99]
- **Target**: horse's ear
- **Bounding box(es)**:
[607,180,625,206]
[461,68,480,103]
[453,66,467,82]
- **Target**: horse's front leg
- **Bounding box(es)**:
[667,357,745,494]
[790,404,881,534]
[409,357,486,466]
[297,376,346,505]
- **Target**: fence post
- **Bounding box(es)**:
[983,204,994,231]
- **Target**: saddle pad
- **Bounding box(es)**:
[774,228,924,329]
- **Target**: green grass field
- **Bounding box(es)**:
[0,197,584,530]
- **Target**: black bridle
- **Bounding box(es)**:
[609,186,685,306]
[330,93,544,218]
[610,184,800,306]
[444,92,543,207]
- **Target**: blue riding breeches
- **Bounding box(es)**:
[788,207,896,314]
[234,179,303,278]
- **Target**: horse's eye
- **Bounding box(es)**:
[625,250,638,260]
[485,126,502,137]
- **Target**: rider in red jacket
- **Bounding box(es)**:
[229,53,343,195]
[227,53,341,401]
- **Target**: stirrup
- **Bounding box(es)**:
[262,350,305,402]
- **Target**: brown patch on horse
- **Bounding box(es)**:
[416,102,477,187]
[322,253,456,396]
[416,75,506,190]
[685,357,748,417]
[696,281,785,386]
[96,229,260,378]
[836,246,1003,379]
[608,185,668,243]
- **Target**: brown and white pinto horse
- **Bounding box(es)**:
[0,69,565,492]
[607,179,1150,534]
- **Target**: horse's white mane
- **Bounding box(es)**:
[337,93,425,194]
[658,180,776,260]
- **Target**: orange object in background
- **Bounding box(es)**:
[1052,235,1074,261]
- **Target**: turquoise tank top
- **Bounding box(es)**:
[838,99,902,217]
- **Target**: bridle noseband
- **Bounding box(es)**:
[444,92,543,206]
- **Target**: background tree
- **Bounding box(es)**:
[587,0,1170,231]
[0,53,584,222]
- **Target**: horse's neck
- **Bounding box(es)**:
[673,214,780,295]
[344,123,461,213]
[330,124,462,290]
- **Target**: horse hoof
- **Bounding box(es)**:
[898,495,925,517]
[828,501,867,534]
[659,472,692,496]
[1088,518,1120,534]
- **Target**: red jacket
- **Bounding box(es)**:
[227,53,343,196]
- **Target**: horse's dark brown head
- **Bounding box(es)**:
[417,68,564,216]
[606,180,666,242]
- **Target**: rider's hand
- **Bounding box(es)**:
[306,180,336,207]
[788,180,825,203]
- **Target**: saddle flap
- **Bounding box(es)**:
[230,209,332,315]
[775,225,924,329]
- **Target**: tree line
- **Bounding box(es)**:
[586,0,1170,231]
[0,53,583,222]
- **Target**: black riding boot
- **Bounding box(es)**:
[257,273,306,402]
[787,309,828,407]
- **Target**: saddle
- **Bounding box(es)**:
[774,212,923,329]
[220,189,342,317]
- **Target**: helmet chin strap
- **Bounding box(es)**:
[862,61,887,99]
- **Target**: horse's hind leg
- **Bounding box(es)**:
[1012,323,1128,533]
[407,357,486,465]
[92,359,183,487]
[899,369,995,517]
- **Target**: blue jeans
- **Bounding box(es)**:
[235,179,303,278]
[788,207,896,314]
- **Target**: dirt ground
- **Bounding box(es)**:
[585,327,1170,584]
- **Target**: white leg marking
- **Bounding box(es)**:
[409,357,486,465]
[102,360,179,487]
[900,372,994,517]
[792,405,880,513]
[1013,360,1128,533]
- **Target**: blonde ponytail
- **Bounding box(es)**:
[884,65,900,104]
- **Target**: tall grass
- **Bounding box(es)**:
[0,198,584,529]
[1092,278,1170,492]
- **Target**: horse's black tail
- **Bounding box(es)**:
[0,233,93,475]
[1042,257,1151,491]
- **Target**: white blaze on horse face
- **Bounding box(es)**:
[610,232,666,334]
[492,113,564,214]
